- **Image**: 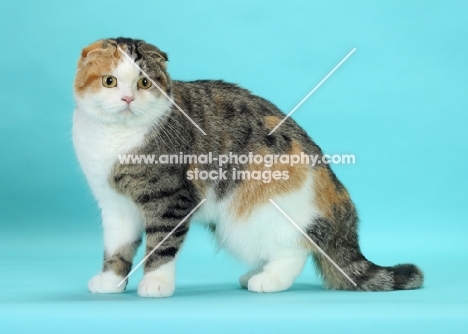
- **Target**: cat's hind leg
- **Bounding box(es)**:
[247,252,308,293]
[239,267,262,289]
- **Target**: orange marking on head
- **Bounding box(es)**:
[231,140,310,220]
[74,40,122,95]
[80,41,104,59]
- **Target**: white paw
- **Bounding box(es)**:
[239,269,260,289]
[239,273,250,289]
[247,272,292,293]
[88,271,126,294]
[138,275,175,298]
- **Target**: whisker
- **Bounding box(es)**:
[164,114,192,140]
[159,116,190,146]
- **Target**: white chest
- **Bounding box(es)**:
[72,109,149,199]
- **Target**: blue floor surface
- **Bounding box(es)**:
[1,218,467,333]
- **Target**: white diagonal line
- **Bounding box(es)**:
[117,198,206,287]
[268,48,356,135]
[117,47,207,136]
[268,199,357,287]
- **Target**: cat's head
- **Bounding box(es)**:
[74,37,172,124]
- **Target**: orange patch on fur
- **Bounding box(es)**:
[212,93,224,106]
[74,40,122,95]
[264,116,282,130]
[188,163,208,198]
[231,140,310,220]
[312,167,350,219]
[297,168,351,254]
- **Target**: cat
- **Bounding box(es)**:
[73,37,423,297]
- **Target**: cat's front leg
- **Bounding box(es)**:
[137,215,190,298]
[138,258,177,298]
[136,188,196,298]
[88,193,144,294]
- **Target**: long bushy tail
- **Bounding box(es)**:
[308,215,424,291]
[308,166,424,291]
[307,215,424,290]
[312,251,424,291]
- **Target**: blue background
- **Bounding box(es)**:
[1,0,467,332]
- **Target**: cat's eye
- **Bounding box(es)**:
[102,75,117,88]
[137,77,152,89]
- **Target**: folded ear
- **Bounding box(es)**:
[77,40,119,70]
[81,40,105,59]
[154,48,168,62]
[138,42,169,69]
[141,42,168,61]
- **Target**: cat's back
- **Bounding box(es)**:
[174,79,252,99]
[171,79,319,156]
[173,79,283,119]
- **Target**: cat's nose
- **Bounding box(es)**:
[121,96,134,105]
